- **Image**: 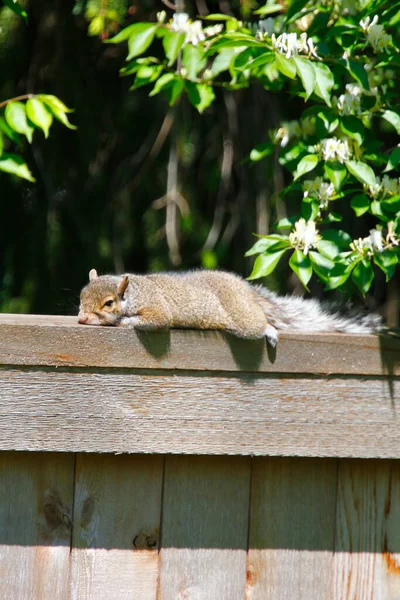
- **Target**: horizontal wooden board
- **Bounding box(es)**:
[0,369,399,457]
[0,314,399,375]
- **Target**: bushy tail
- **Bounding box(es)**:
[253,285,382,334]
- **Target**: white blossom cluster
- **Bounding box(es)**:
[271,32,319,59]
[333,83,362,115]
[351,228,384,254]
[359,16,392,53]
[273,117,315,147]
[169,12,223,46]
[318,138,351,163]
[289,218,320,255]
[303,177,336,209]
[255,18,275,39]
[366,175,400,199]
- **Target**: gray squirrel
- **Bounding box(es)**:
[78,268,382,347]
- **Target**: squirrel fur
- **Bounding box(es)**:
[78,268,382,347]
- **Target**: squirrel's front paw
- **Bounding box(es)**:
[264,325,278,347]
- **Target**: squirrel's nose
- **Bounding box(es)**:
[78,314,89,324]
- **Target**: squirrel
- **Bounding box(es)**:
[78,268,382,347]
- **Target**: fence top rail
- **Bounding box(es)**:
[0,313,399,376]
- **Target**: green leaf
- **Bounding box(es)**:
[3,0,27,20]
[323,262,355,290]
[289,249,312,288]
[309,251,335,282]
[313,63,334,106]
[0,116,20,143]
[317,108,339,134]
[293,57,316,100]
[381,110,400,134]
[0,134,3,157]
[340,116,365,146]
[202,13,235,21]
[245,235,289,256]
[345,59,370,90]
[350,193,370,216]
[249,142,273,162]
[26,98,53,138]
[182,45,207,80]
[374,250,398,281]
[163,31,185,66]
[293,154,319,180]
[5,102,34,142]
[107,22,155,44]
[186,83,216,113]
[38,97,76,130]
[324,160,347,190]
[323,228,352,247]
[0,153,35,182]
[352,258,374,295]
[149,73,176,96]
[286,0,309,21]
[211,50,236,76]
[165,78,185,106]
[247,249,288,279]
[127,24,158,60]
[130,65,164,90]
[254,3,283,15]
[345,160,376,187]
[317,239,341,259]
[36,95,73,113]
[383,147,400,173]
[275,53,296,79]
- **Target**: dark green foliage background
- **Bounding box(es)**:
[0,0,397,319]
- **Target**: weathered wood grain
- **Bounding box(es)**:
[70,454,163,600]
[158,455,251,600]
[0,313,398,375]
[331,459,400,599]
[246,457,337,600]
[0,452,74,600]
[0,369,399,457]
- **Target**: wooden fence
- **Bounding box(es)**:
[0,313,400,599]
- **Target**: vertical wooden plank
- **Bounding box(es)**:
[71,453,163,600]
[332,459,400,599]
[0,451,75,600]
[246,456,337,600]
[158,455,251,600]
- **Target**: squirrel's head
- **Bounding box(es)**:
[78,269,129,326]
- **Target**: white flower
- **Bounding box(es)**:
[369,229,384,251]
[157,11,167,24]
[382,175,400,197]
[366,176,400,199]
[273,121,301,147]
[303,177,336,209]
[204,24,223,37]
[170,13,222,46]
[360,16,391,53]
[351,228,384,255]
[319,138,351,163]
[387,221,400,246]
[289,218,320,255]
[333,84,362,115]
[359,15,378,33]
[271,32,319,59]
[257,18,274,37]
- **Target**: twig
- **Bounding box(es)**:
[0,94,34,109]
[161,0,178,10]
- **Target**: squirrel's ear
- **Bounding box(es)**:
[118,275,129,298]
[89,269,98,282]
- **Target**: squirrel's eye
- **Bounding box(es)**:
[103,299,114,308]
